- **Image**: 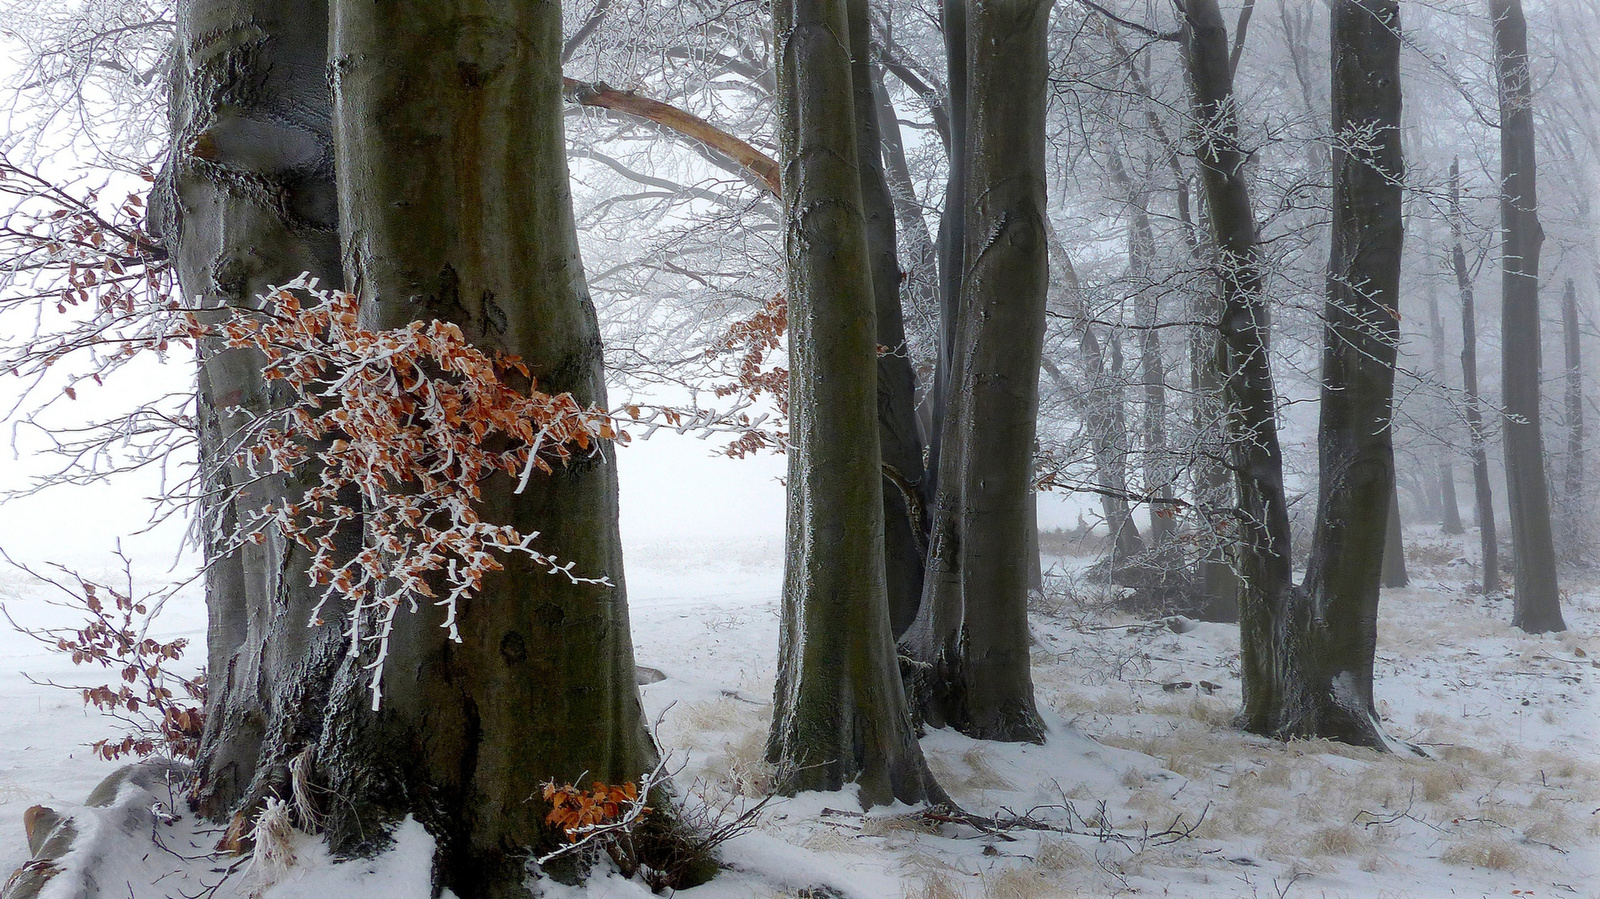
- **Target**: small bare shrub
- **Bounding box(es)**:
[3,553,205,761]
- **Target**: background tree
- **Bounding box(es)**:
[1450,157,1500,594]
[1491,0,1564,633]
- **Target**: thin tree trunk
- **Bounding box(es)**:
[315,2,660,890]
[873,62,940,365]
[902,0,1049,744]
[1081,325,1145,564]
[1288,0,1411,749]
[1561,278,1584,544]
[1491,0,1565,633]
[1451,158,1500,593]
[1107,150,1175,547]
[765,0,942,806]
[1179,0,1296,738]
[924,0,967,503]
[1427,261,1465,534]
[156,0,350,824]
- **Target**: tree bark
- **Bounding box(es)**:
[902,0,1049,744]
[1381,482,1409,588]
[316,1,659,891]
[1451,158,1500,593]
[765,0,943,806]
[1284,0,1410,749]
[925,0,967,503]
[1107,149,1174,548]
[1427,260,1465,534]
[1179,0,1296,735]
[1561,278,1584,545]
[1491,0,1565,633]
[872,61,941,367]
[1080,324,1145,564]
[848,2,928,642]
[155,0,350,824]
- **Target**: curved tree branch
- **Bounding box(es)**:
[562,78,781,197]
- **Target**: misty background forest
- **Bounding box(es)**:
[0,0,1593,897]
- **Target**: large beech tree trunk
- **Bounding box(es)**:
[1492,0,1565,633]
[1293,0,1410,748]
[901,0,1049,744]
[765,0,942,807]
[156,0,351,824]
[851,10,929,641]
[1178,0,1296,738]
[1451,158,1500,593]
[310,2,660,892]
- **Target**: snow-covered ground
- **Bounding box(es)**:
[0,526,1594,898]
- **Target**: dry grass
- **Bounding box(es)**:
[1436,744,1514,780]
[1405,538,1464,569]
[800,828,862,855]
[706,728,774,796]
[1034,838,1090,871]
[1305,824,1363,856]
[860,813,940,838]
[981,868,1058,899]
[901,870,963,899]
[961,747,1014,791]
[1417,765,1468,803]
[1439,836,1527,871]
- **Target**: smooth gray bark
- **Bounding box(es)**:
[1280,0,1410,749]
[1381,484,1409,588]
[155,0,349,824]
[902,0,1049,744]
[851,8,928,641]
[1491,0,1565,633]
[1080,324,1145,564]
[1178,0,1296,738]
[925,0,967,503]
[1106,148,1173,550]
[765,0,942,807]
[1561,278,1584,545]
[317,2,658,891]
[1451,158,1500,593]
[1427,263,1465,534]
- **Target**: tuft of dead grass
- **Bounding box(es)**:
[1034,837,1090,871]
[982,868,1058,899]
[1439,836,1526,872]
[961,747,1014,791]
[1418,766,1468,803]
[1306,824,1363,856]
[860,813,940,838]
[901,870,963,899]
